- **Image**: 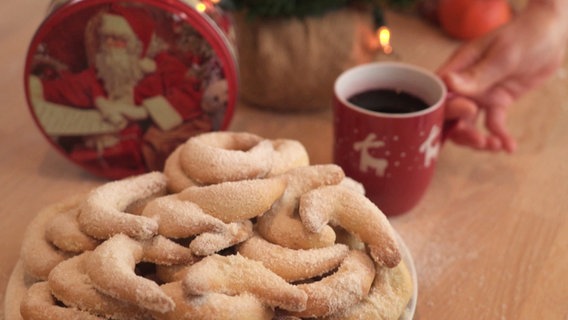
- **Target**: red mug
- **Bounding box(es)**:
[333,62,447,216]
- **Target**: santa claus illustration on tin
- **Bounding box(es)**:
[28,3,225,178]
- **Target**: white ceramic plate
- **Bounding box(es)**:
[4,235,419,320]
[397,231,418,320]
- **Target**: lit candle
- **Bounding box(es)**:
[196,2,207,12]
[377,26,393,55]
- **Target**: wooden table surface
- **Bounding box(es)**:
[1,1,567,319]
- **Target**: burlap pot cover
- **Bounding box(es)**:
[233,7,377,112]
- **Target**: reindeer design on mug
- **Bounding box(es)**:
[353,133,388,177]
[419,125,441,167]
[354,125,441,177]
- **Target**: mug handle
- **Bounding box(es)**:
[441,119,458,143]
[440,92,459,143]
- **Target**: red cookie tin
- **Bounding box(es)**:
[25,0,238,179]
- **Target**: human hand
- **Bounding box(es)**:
[438,2,568,152]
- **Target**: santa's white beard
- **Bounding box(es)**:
[95,47,144,102]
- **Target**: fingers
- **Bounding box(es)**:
[448,118,514,152]
[448,121,491,150]
[444,96,478,120]
[445,59,507,97]
[485,104,517,153]
[439,35,510,97]
[437,37,489,76]
[444,83,517,152]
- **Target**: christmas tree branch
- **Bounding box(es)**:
[218,0,416,19]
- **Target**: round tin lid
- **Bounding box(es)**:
[25,0,238,179]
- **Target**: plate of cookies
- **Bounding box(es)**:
[4,131,417,320]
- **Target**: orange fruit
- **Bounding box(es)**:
[437,0,513,40]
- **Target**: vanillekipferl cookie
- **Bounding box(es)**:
[4,131,415,320]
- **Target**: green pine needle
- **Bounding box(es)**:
[218,0,416,19]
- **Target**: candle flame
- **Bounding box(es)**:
[196,2,207,12]
[377,26,393,55]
